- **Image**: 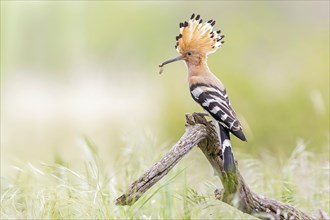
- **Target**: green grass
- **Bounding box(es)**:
[1,137,329,219]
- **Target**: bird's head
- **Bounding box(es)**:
[159,13,225,73]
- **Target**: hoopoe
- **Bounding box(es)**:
[159,14,247,172]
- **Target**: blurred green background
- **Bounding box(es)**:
[1,1,329,180]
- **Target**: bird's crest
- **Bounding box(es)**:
[175,13,225,56]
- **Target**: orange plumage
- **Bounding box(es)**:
[175,13,225,56]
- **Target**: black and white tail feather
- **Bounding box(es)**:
[219,123,236,172]
[211,117,236,172]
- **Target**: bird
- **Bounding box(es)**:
[159,13,247,172]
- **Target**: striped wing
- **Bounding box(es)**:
[190,83,246,141]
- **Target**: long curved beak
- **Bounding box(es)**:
[159,55,184,68]
[158,55,184,74]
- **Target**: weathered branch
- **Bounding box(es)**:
[115,113,208,205]
[116,113,324,220]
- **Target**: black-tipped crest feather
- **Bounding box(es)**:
[175,14,225,54]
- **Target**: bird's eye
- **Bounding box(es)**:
[187,52,192,56]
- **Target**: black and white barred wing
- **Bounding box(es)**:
[190,83,247,141]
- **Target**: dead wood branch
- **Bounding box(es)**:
[115,113,208,206]
[116,113,319,220]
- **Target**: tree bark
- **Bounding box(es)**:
[116,113,326,220]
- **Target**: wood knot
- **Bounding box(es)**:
[185,112,212,127]
[185,113,196,126]
[192,112,209,125]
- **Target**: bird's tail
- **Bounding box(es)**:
[219,125,236,173]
